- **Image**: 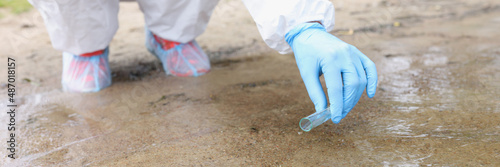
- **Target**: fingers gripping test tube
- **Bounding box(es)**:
[299,107,331,132]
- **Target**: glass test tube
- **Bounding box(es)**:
[299,107,331,132]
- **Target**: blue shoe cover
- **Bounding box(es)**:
[61,48,112,92]
[146,30,210,77]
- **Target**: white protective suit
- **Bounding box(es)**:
[29,0,335,55]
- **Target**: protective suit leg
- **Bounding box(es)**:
[136,0,219,43]
[28,0,119,55]
[137,0,219,77]
[28,0,118,92]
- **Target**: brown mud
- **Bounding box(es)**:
[0,0,499,166]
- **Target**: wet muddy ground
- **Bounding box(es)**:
[0,0,499,166]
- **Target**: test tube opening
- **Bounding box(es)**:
[299,118,313,132]
[299,107,331,132]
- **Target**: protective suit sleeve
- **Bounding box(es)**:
[241,0,335,54]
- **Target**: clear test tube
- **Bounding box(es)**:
[299,107,331,132]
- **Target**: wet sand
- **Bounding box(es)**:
[0,0,499,166]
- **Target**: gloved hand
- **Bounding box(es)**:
[62,47,112,92]
[285,22,378,124]
[146,29,210,77]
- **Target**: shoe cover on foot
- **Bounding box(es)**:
[62,48,112,92]
[146,30,210,77]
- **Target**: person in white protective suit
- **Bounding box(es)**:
[29,0,378,124]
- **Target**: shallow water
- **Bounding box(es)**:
[1,2,500,167]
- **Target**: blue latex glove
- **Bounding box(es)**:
[285,22,378,124]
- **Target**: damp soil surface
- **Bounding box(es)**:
[0,0,499,166]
